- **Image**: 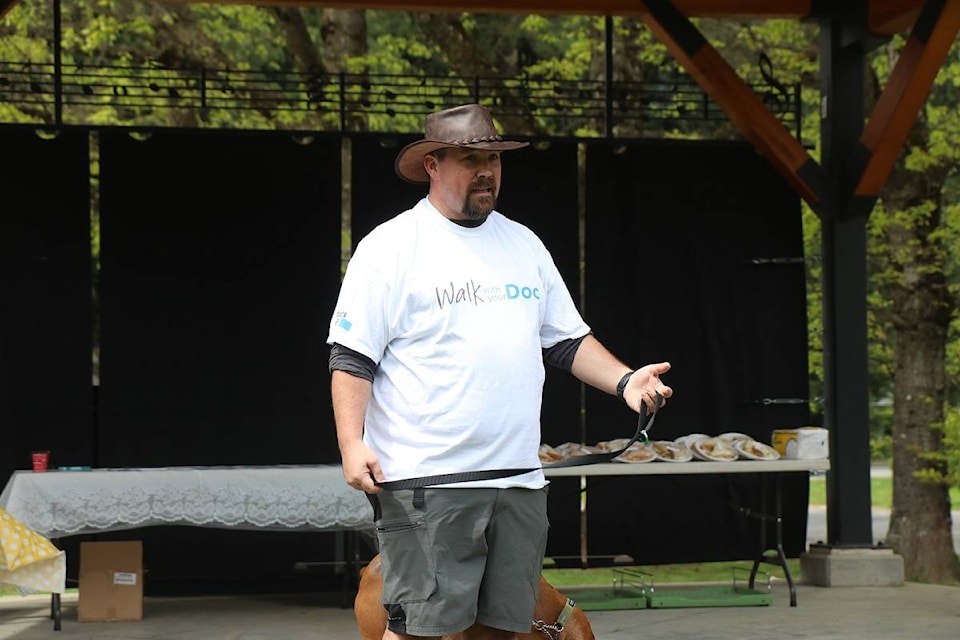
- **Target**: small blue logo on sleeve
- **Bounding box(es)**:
[337,317,353,331]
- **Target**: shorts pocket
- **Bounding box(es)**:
[377,514,437,604]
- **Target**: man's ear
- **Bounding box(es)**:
[424,154,438,178]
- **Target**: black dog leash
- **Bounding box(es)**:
[375,393,662,491]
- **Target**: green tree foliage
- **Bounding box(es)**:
[871,37,960,493]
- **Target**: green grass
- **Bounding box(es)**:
[542,559,800,587]
[808,475,960,509]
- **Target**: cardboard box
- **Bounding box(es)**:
[78,541,143,622]
[772,427,829,459]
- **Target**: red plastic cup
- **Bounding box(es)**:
[31,451,50,472]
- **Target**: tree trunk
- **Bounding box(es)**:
[415,13,544,135]
[879,110,960,582]
[268,7,325,74]
[322,8,368,132]
[321,8,367,66]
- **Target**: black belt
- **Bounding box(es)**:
[375,393,662,491]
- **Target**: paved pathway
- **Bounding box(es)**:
[2,580,959,640]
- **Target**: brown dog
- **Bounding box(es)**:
[355,554,595,640]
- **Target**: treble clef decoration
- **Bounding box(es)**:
[758,51,790,115]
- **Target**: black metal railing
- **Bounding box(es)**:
[0,60,802,139]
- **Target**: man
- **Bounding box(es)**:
[328,103,672,640]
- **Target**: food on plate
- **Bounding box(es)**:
[692,437,739,461]
[615,443,656,463]
[652,440,693,462]
[674,433,709,449]
[597,438,633,452]
[554,442,592,457]
[717,432,753,444]
[538,443,565,463]
[735,439,781,460]
[539,442,595,462]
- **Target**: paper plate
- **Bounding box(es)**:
[554,442,591,458]
[717,432,753,444]
[735,439,781,461]
[615,444,656,463]
[538,443,565,463]
[674,433,709,449]
[691,437,739,462]
[596,438,634,452]
[651,441,693,462]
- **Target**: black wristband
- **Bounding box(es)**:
[616,370,635,403]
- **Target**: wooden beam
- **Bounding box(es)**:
[853,0,960,198]
[638,0,826,209]
[869,0,925,34]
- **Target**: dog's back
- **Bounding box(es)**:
[354,554,595,640]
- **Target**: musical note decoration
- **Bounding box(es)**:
[0,60,799,139]
[306,71,327,106]
[758,51,789,113]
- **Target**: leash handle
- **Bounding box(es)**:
[374,393,662,489]
[540,392,660,468]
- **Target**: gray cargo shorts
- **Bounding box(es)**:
[371,486,549,637]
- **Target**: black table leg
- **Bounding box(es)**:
[50,593,62,631]
[747,474,798,606]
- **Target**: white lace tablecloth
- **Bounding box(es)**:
[0,465,375,539]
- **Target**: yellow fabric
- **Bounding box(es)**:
[0,550,66,594]
[0,506,60,571]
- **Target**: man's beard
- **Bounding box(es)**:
[462,184,497,220]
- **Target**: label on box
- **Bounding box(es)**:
[771,427,829,459]
[113,572,138,586]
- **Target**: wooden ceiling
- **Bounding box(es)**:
[0,1,926,36]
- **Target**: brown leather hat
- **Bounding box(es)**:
[395,104,529,184]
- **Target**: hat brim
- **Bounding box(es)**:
[394,139,529,184]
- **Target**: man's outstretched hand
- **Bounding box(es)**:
[625,361,673,413]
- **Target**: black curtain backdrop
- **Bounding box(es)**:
[97,130,341,468]
[95,131,344,589]
[0,129,815,589]
[581,140,810,563]
[350,137,583,558]
[0,129,92,481]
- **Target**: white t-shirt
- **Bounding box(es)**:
[328,197,590,488]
